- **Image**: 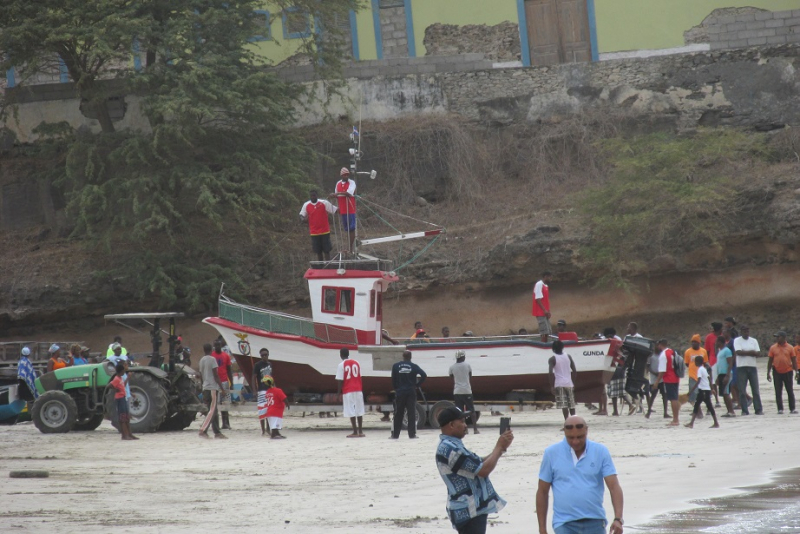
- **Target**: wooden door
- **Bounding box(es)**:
[526,0,561,66]
[525,0,591,66]
[558,0,592,63]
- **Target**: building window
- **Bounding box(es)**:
[321,286,355,316]
[283,7,311,39]
[249,9,271,42]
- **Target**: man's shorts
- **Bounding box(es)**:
[688,378,698,402]
[536,316,552,335]
[554,386,576,409]
[664,382,679,401]
[116,397,129,423]
[340,214,356,231]
[716,373,731,395]
[342,391,365,418]
[454,394,476,419]
[310,233,332,254]
[267,417,283,430]
[606,378,624,399]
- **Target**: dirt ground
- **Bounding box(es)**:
[2,373,799,534]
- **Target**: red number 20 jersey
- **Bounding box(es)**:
[336,359,362,394]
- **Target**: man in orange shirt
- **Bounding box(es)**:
[684,334,709,415]
[767,331,797,414]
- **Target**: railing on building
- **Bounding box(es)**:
[218,299,358,346]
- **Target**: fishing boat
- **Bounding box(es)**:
[203,126,615,408]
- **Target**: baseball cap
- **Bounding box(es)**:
[48,344,60,354]
[416,328,426,335]
[557,319,567,326]
[21,346,31,356]
[111,342,122,351]
[80,346,90,354]
[724,316,736,325]
[438,406,466,427]
[340,167,350,176]
[774,331,788,337]
[690,334,702,343]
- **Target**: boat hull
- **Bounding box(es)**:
[205,317,614,403]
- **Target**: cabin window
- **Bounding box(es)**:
[369,289,376,318]
[376,292,383,321]
[323,288,337,312]
[321,286,355,316]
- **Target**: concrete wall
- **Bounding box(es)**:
[595,0,800,53]
[707,8,800,50]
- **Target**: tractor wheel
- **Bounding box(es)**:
[32,391,77,434]
[429,400,455,429]
[73,412,105,431]
[158,411,197,431]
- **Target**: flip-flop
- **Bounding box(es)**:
[346,434,359,438]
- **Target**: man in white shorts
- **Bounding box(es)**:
[336,348,365,437]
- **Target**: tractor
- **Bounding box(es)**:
[31,313,205,434]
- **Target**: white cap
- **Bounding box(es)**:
[48,344,60,354]
[21,346,31,356]
[340,167,350,176]
[111,342,122,351]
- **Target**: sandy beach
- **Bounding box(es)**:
[1,370,798,533]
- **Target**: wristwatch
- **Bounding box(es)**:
[613,518,624,525]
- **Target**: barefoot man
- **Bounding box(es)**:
[336,348,365,437]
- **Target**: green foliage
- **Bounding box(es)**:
[579,129,771,286]
[1,0,361,310]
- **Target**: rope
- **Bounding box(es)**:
[394,233,441,272]
[357,196,403,235]
[357,195,442,230]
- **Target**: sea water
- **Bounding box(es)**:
[639,469,800,534]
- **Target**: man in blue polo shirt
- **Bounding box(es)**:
[436,406,514,534]
[536,416,624,534]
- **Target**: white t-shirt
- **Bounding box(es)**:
[657,349,668,373]
[696,365,711,390]
[733,336,760,368]
[533,280,547,299]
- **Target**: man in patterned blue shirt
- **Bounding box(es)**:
[435,406,514,533]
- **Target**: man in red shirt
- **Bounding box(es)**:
[212,338,233,430]
[651,338,682,426]
[299,189,337,262]
[336,348,365,437]
[330,167,356,254]
[263,375,289,439]
[532,271,553,341]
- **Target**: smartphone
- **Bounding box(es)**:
[499,417,511,435]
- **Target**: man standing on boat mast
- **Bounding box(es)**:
[330,167,356,255]
[532,271,553,341]
[300,189,337,262]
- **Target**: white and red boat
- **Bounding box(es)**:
[204,128,615,406]
[203,256,614,404]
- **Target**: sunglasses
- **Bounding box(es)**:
[563,424,586,430]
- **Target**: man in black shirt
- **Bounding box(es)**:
[253,348,273,436]
[391,350,427,439]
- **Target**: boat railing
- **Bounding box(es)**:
[219,300,358,346]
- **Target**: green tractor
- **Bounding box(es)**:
[31,313,205,434]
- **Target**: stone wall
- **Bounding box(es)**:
[707,8,800,50]
[423,21,521,62]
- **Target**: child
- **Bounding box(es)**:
[110,363,138,440]
[685,356,720,429]
[262,375,289,439]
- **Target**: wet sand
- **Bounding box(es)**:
[637,467,800,534]
[2,369,799,533]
